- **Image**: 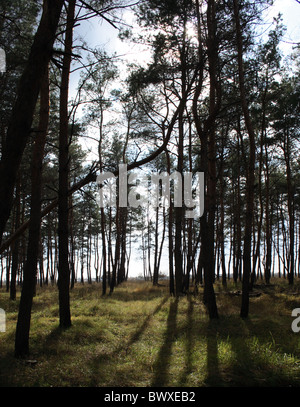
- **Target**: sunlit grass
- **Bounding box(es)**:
[0,278,300,386]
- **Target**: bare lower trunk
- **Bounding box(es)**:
[233,0,256,318]
[15,65,50,357]
[57,0,76,328]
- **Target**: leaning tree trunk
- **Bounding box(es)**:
[0,0,64,246]
[15,65,50,358]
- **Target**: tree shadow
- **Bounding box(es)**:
[202,314,300,387]
[87,295,169,386]
[178,295,194,386]
[204,320,223,386]
[37,323,76,361]
[151,298,179,387]
[225,319,257,386]
[240,317,300,386]
[125,296,169,349]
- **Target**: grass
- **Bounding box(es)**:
[1,278,300,387]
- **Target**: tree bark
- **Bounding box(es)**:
[10,176,21,300]
[193,0,219,319]
[233,0,256,318]
[57,0,76,328]
[0,65,195,257]
[0,0,64,246]
[284,131,294,285]
[165,148,175,295]
[15,65,50,357]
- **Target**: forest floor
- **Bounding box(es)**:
[1,278,300,387]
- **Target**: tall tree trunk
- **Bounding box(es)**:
[69,197,76,289]
[174,74,185,296]
[0,0,63,246]
[219,134,227,287]
[15,65,50,357]
[165,148,175,295]
[118,206,128,284]
[204,0,219,318]
[10,176,21,300]
[153,206,160,286]
[233,0,256,318]
[184,115,194,292]
[253,75,269,284]
[264,143,272,284]
[101,207,107,295]
[110,202,120,294]
[98,103,107,294]
[284,131,294,285]
[57,0,76,328]
[193,0,219,319]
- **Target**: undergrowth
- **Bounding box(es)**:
[0,278,300,387]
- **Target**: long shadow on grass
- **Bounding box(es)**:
[178,295,194,386]
[126,296,169,349]
[203,314,300,386]
[202,316,259,386]
[242,317,300,386]
[205,321,222,386]
[87,296,169,386]
[151,298,179,387]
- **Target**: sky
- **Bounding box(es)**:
[75,1,300,59]
[264,0,300,54]
[74,7,144,63]
[69,0,300,279]
[70,0,300,98]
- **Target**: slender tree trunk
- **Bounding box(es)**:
[118,206,128,284]
[6,250,11,292]
[233,0,256,318]
[0,0,63,246]
[264,143,272,284]
[184,116,194,292]
[235,129,242,283]
[285,136,294,285]
[39,236,44,287]
[69,198,76,289]
[147,204,152,281]
[193,0,219,318]
[219,139,227,287]
[57,0,76,328]
[174,96,184,296]
[165,148,175,295]
[153,206,160,286]
[15,65,50,357]
[10,176,21,300]
[110,202,120,294]
[94,234,99,282]
[205,0,218,316]
[157,207,166,279]
[101,208,107,295]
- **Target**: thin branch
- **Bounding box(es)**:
[78,0,120,29]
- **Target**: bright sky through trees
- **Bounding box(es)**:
[67,0,300,278]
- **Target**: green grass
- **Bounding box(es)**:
[1,278,300,387]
